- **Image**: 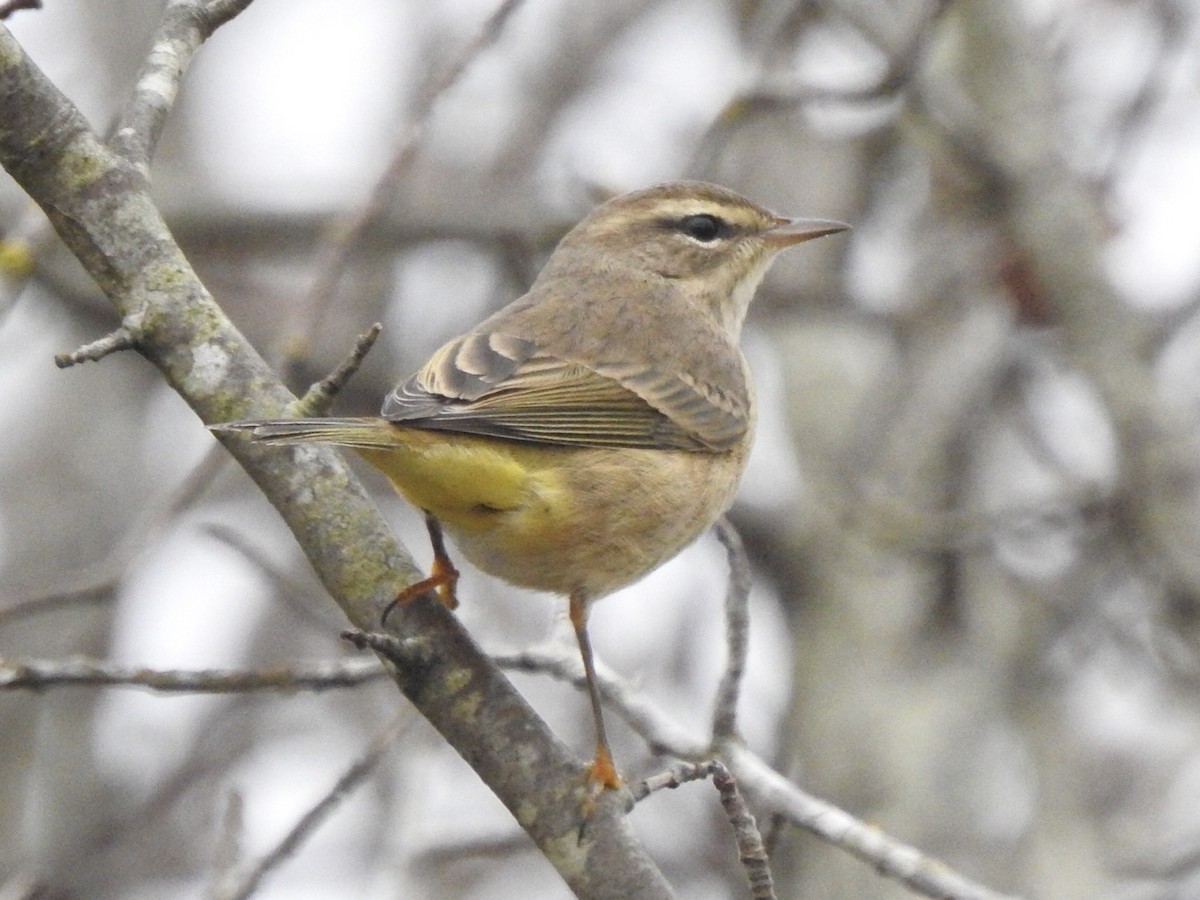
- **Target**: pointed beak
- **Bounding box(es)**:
[765,216,851,247]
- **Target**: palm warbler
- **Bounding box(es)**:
[217,181,847,791]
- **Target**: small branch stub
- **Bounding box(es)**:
[630,761,712,803]
[340,627,436,674]
[55,325,137,368]
[296,322,383,417]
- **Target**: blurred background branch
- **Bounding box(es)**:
[3,0,1200,897]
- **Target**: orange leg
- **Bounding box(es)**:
[382,512,460,625]
[569,594,621,794]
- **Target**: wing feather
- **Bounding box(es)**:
[381,325,749,452]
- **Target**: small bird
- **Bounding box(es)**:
[216,181,847,793]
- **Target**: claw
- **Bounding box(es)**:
[587,743,622,792]
[382,512,460,625]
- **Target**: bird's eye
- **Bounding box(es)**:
[677,214,728,243]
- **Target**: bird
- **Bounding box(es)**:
[214,180,847,795]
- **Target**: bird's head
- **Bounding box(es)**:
[550,180,848,333]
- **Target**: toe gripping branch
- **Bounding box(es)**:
[382,512,460,625]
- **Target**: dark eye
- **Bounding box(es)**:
[678,214,728,242]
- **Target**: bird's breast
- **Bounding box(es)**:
[358,426,750,600]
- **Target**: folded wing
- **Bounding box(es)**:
[381,330,747,452]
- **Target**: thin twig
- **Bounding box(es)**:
[110,0,258,170]
[213,717,406,900]
[0,583,113,627]
[629,760,712,803]
[712,517,752,739]
[711,761,775,900]
[0,0,40,20]
[0,656,385,693]
[505,648,1024,900]
[198,0,256,32]
[54,325,137,368]
[341,627,447,682]
[724,745,1025,900]
[413,833,536,869]
[634,760,776,899]
[295,322,383,416]
[638,763,777,897]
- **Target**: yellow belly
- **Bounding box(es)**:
[357,426,748,600]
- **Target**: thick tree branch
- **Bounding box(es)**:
[0,18,672,899]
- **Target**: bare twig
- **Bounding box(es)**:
[630,760,712,803]
[414,833,536,869]
[110,0,258,170]
[506,649,1023,900]
[340,627,437,671]
[633,760,775,898]
[712,517,752,740]
[198,0,256,29]
[295,322,383,416]
[213,717,406,900]
[0,0,39,20]
[54,324,137,367]
[710,761,775,900]
[0,582,114,627]
[0,655,384,693]
[725,745,1024,900]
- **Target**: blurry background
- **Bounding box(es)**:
[3,0,1200,897]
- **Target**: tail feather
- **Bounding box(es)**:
[212,417,400,450]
